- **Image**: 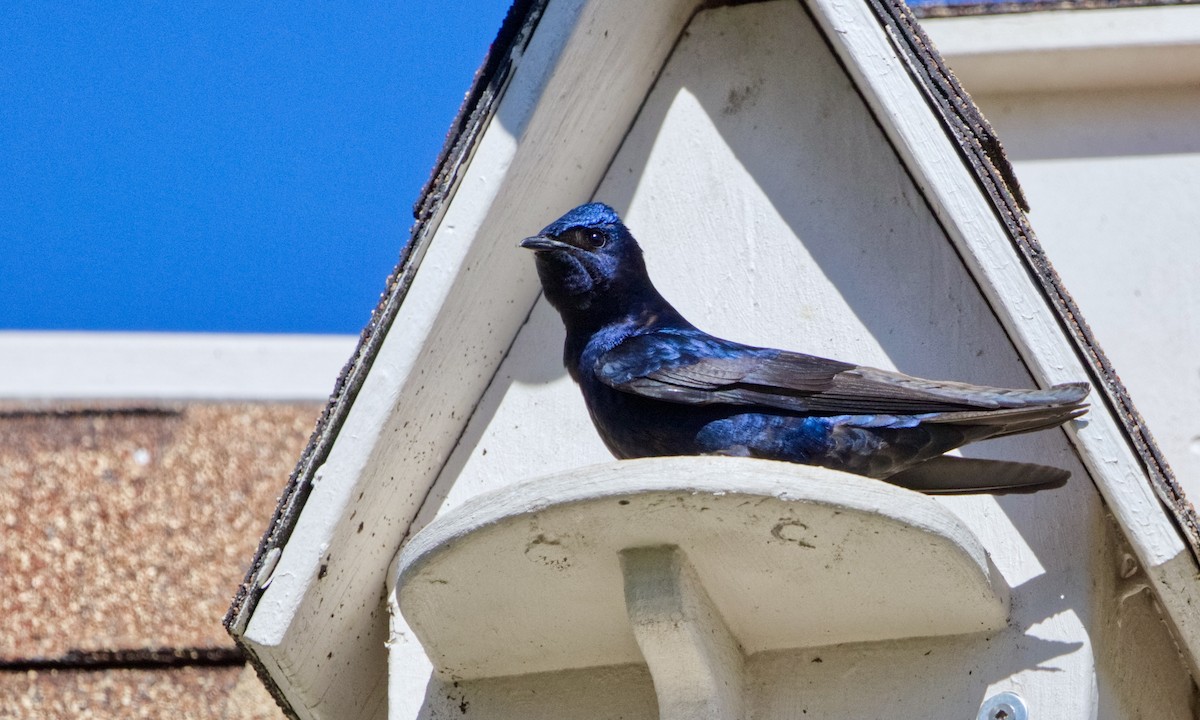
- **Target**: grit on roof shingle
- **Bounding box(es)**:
[1,403,321,662]
[0,664,280,720]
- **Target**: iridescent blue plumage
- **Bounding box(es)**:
[520,203,1089,492]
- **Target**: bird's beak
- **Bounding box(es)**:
[519,235,570,252]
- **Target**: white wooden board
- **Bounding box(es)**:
[397,458,1008,679]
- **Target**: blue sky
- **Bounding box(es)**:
[0,2,513,334]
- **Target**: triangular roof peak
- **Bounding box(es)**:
[227,1,1200,717]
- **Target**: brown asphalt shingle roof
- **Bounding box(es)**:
[0,665,278,720]
[2,402,320,718]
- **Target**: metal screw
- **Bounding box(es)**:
[977,691,1028,720]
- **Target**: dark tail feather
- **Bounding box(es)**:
[884,456,1070,494]
[925,402,1088,437]
[983,407,1088,439]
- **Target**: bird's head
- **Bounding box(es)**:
[520,202,652,316]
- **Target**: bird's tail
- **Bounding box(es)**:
[994,381,1090,407]
[923,381,1088,439]
[885,456,1070,494]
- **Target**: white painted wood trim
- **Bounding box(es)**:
[237,2,703,718]
[927,4,1200,56]
[0,331,355,401]
[239,69,532,720]
[806,0,1200,671]
[922,5,1200,92]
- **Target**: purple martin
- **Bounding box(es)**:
[520,202,1088,493]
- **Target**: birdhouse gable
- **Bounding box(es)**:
[226,1,1200,718]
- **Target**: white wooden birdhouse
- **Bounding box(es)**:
[226,1,1200,718]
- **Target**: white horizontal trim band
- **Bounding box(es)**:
[924,5,1200,93]
[0,331,357,401]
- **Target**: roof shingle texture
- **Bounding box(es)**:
[0,665,281,720]
[1,402,319,718]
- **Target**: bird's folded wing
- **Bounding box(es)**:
[596,334,1088,416]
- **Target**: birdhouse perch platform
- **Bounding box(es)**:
[393,457,1009,717]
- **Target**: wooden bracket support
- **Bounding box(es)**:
[621,545,746,720]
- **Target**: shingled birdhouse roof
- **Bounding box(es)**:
[225,1,1200,718]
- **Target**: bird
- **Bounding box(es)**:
[520,202,1088,493]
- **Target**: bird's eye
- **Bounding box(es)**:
[577,229,606,249]
[558,227,607,250]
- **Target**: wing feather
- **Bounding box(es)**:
[596,333,1088,418]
